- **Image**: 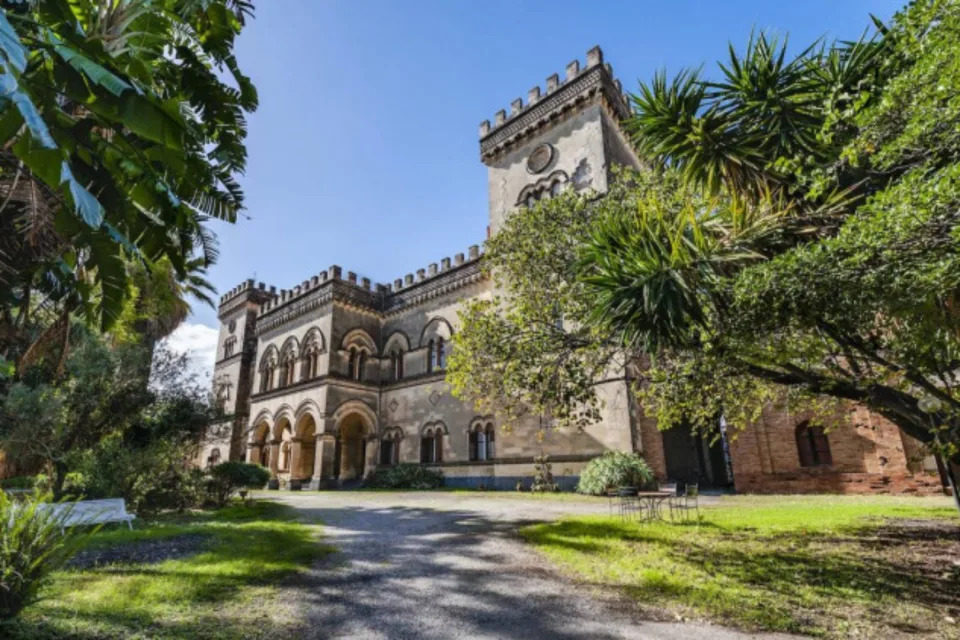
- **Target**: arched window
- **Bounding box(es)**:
[258,349,277,393]
[420,425,444,463]
[380,428,402,466]
[356,350,367,381]
[796,421,832,467]
[392,350,404,380]
[551,180,564,197]
[436,338,446,370]
[301,330,323,381]
[348,347,357,379]
[469,422,496,461]
[207,448,221,468]
[223,337,237,359]
[427,339,436,373]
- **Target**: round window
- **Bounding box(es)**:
[526,143,555,174]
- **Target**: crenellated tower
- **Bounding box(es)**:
[479,45,641,235]
[206,279,276,463]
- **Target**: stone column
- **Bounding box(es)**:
[364,437,378,478]
[288,439,303,490]
[308,434,336,489]
[247,444,261,465]
[267,439,281,490]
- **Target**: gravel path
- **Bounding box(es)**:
[270,492,800,640]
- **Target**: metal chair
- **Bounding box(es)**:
[671,483,700,522]
[616,487,644,521]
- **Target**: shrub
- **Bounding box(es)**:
[0,476,34,490]
[531,454,559,493]
[79,438,207,513]
[576,451,654,495]
[207,462,271,507]
[0,491,90,620]
[363,464,444,490]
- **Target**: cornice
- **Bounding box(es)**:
[479,64,629,163]
[214,353,243,368]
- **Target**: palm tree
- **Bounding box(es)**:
[0,0,256,377]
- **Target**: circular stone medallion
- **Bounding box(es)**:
[228,319,237,334]
[526,143,555,174]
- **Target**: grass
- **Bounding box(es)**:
[4,501,330,640]
[520,495,960,638]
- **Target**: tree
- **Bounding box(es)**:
[578,0,960,502]
[0,0,256,376]
[447,186,623,434]
[0,326,215,496]
[207,461,269,507]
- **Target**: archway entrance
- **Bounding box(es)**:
[294,414,317,480]
[249,422,270,467]
[336,413,368,481]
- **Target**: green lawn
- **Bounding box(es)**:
[521,495,959,638]
[5,501,330,640]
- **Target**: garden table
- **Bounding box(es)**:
[634,491,674,522]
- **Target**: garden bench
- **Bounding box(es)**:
[37,498,136,532]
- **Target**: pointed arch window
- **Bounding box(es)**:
[380,428,403,466]
[469,422,496,461]
[420,424,444,463]
[223,337,237,359]
[796,421,832,467]
[301,331,323,380]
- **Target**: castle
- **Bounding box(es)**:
[200,46,945,495]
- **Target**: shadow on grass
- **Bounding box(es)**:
[522,515,960,634]
[4,501,327,640]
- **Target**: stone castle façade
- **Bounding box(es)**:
[200,46,945,495]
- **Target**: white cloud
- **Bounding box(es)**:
[159,322,219,385]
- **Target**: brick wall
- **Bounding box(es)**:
[727,402,945,495]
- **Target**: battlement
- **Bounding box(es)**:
[387,244,482,293]
[251,244,485,319]
[218,279,277,308]
[478,45,631,162]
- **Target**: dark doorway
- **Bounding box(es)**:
[662,422,732,489]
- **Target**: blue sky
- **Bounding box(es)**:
[167,0,905,376]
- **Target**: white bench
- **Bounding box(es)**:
[37,498,136,531]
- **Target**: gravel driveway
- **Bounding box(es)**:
[269,491,799,640]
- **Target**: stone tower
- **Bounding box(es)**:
[479,45,641,234]
[206,279,276,463]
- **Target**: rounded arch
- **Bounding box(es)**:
[330,399,378,436]
[272,407,294,439]
[295,413,318,439]
[340,327,378,355]
[302,327,326,353]
[419,317,454,348]
[383,330,411,354]
[294,400,321,431]
[515,169,570,206]
[279,336,300,359]
[381,426,404,441]
[248,416,272,444]
[421,420,449,436]
[468,415,495,433]
[258,344,279,369]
